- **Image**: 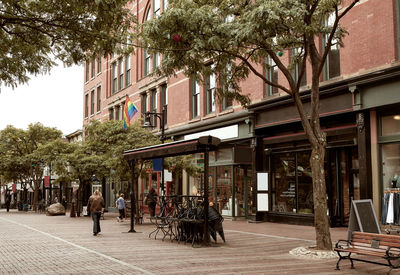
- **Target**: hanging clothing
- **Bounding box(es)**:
[395,193,400,225]
[386,193,394,224]
[381,193,390,225]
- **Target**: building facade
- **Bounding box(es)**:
[82,0,400,225]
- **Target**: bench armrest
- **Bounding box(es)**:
[386,247,400,259]
[335,239,351,249]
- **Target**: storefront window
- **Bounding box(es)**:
[297,152,313,214]
[271,151,312,214]
[188,173,202,195]
[381,115,400,136]
[216,166,233,215]
[271,153,296,213]
[217,148,233,162]
[234,167,252,216]
[382,143,400,190]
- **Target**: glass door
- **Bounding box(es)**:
[326,147,358,226]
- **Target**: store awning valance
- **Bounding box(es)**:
[123,135,221,161]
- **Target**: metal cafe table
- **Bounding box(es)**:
[148,195,225,246]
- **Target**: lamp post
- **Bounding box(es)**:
[143,106,166,195]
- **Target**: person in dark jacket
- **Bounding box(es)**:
[5,195,10,212]
[145,188,157,217]
[88,190,104,236]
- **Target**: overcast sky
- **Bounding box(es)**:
[0,63,83,136]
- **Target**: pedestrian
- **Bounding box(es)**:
[115,193,126,222]
[5,195,10,212]
[87,190,104,236]
[61,196,67,209]
[145,188,157,217]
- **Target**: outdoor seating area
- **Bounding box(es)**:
[148,195,225,246]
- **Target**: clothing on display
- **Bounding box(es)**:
[381,190,400,225]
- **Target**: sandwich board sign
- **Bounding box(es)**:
[348,199,381,239]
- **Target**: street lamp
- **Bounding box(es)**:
[143,106,166,196]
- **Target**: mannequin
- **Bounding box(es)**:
[390,174,400,188]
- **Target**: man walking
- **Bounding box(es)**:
[88,190,104,236]
[116,193,126,222]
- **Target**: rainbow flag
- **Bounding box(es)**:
[123,95,138,130]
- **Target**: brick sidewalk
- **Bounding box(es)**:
[0,210,390,274]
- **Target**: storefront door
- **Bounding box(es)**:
[326,147,359,227]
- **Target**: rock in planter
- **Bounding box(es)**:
[46,203,66,216]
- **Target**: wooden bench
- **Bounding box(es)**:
[334,231,400,274]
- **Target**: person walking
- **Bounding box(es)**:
[88,190,104,236]
[116,193,126,222]
[145,188,157,217]
[5,194,10,212]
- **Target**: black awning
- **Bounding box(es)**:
[123,135,221,160]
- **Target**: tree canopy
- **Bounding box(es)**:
[0,0,136,87]
[0,123,63,208]
[140,0,358,250]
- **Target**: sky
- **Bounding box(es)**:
[0,63,83,136]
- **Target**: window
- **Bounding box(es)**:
[161,85,168,126]
[141,93,148,116]
[271,151,313,214]
[85,94,89,118]
[163,0,168,11]
[266,56,278,96]
[85,61,89,82]
[144,50,151,76]
[206,71,216,114]
[91,58,95,78]
[118,58,124,90]
[115,105,121,120]
[90,90,95,115]
[109,108,114,120]
[153,53,160,70]
[221,63,233,110]
[97,57,101,74]
[112,62,117,94]
[125,55,131,86]
[323,13,340,80]
[292,48,307,87]
[153,0,161,17]
[96,86,101,113]
[151,90,158,127]
[191,79,200,118]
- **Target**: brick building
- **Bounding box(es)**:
[83,0,400,226]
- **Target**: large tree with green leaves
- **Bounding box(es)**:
[141,0,358,250]
[0,123,62,210]
[84,119,161,222]
[0,0,135,87]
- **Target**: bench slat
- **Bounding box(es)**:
[335,247,386,257]
[353,232,400,242]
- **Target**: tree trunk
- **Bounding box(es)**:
[310,142,332,250]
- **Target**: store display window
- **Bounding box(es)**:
[270,151,313,214]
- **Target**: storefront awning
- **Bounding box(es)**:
[123,136,221,161]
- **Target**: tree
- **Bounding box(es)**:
[0,0,136,87]
[0,123,62,210]
[141,0,358,250]
[84,119,161,223]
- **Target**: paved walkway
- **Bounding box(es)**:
[0,210,391,274]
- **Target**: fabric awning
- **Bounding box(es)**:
[123,135,221,160]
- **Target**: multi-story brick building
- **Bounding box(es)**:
[83,0,400,226]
